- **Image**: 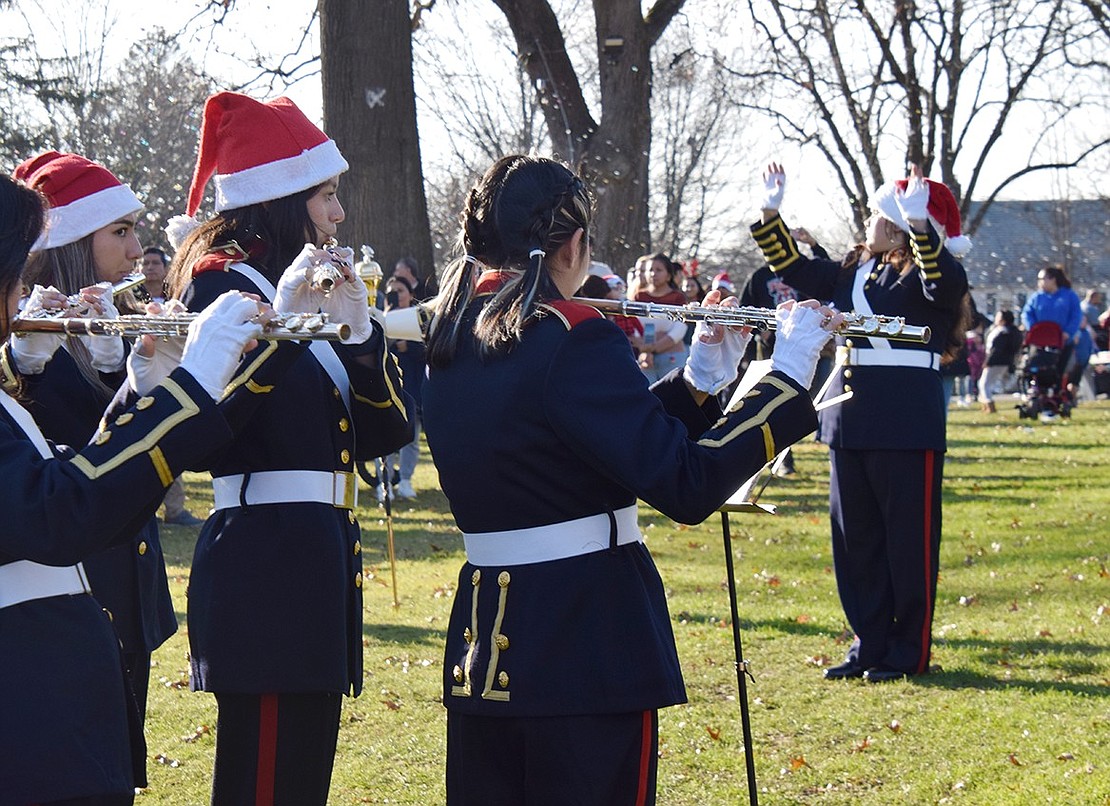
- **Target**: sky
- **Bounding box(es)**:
[5,0,1106,263]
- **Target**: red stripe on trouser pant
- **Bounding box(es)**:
[636,710,652,806]
[918,450,936,675]
[255,694,279,806]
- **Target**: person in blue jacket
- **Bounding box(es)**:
[11,153,177,779]
[751,162,970,683]
[0,171,288,806]
[421,154,841,805]
[164,91,414,806]
[1021,264,1082,372]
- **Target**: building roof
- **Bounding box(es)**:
[964,199,1110,292]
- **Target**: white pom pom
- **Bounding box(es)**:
[165,214,202,251]
[945,235,973,259]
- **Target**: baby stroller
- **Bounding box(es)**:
[1017,321,1073,421]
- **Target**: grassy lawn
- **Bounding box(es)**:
[141,400,1110,805]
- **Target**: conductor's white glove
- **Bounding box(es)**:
[10,285,65,374]
[895,174,930,224]
[273,244,372,344]
[81,290,125,372]
[760,163,786,211]
[682,295,752,394]
[769,300,838,388]
[180,292,264,400]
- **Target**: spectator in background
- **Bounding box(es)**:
[680,271,706,304]
[1022,265,1082,372]
[978,309,1021,413]
[140,245,170,303]
[393,255,437,301]
[626,253,652,300]
[1082,289,1107,351]
[1069,318,1095,401]
[383,275,426,500]
[634,253,689,382]
[965,329,985,406]
[711,271,734,296]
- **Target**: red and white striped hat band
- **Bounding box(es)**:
[13,151,142,252]
[187,92,349,216]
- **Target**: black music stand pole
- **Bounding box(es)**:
[721,509,759,806]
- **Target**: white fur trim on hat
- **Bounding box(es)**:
[33,184,143,252]
[211,139,348,212]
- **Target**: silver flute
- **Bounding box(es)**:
[577,297,931,343]
[12,312,351,342]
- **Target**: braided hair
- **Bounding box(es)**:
[426,155,593,368]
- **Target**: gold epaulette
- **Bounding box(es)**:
[750,215,802,273]
[909,230,942,280]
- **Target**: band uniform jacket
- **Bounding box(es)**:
[182,259,414,696]
[751,215,969,450]
[422,288,818,718]
[0,367,236,804]
[18,344,176,655]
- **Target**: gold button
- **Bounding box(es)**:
[353,540,361,555]
[453,665,464,682]
[340,449,350,464]
[137,541,148,556]
[94,430,111,445]
[498,671,509,688]
[497,571,511,588]
[135,396,154,410]
[116,412,134,426]
[845,339,854,349]
[339,418,349,432]
[471,569,481,586]
[464,627,473,644]
[843,369,853,380]
[348,511,356,525]
[354,571,363,588]
[494,633,509,651]
[333,387,341,399]
[843,384,852,394]
[870,272,878,280]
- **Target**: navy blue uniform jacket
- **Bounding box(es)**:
[0,367,237,804]
[423,293,817,718]
[183,262,414,696]
[751,215,968,450]
[18,345,176,654]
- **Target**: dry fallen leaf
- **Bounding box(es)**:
[1008,753,1023,766]
[1057,752,1075,761]
[180,724,210,743]
[381,698,402,711]
[851,736,872,753]
[153,753,181,768]
[789,755,810,770]
[888,720,901,733]
[706,725,721,741]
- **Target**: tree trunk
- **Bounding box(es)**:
[320,0,435,283]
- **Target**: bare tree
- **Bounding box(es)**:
[488,0,689,266]
[729,0,1110,236]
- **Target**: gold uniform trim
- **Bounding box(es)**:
[481,572,512,702]
[69,378,199,481]
[147,446,173,487]
[221,340,279,398]
[352,353,408,421]
[751,216,802,273]
[451,573,481,698]
[0,344,21,395]
[760,422,775,463]
[697,376,798,450]
[536,303,571,330]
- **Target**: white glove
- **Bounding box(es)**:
[127,333,186,396]
[769,301,835,388]
[273,244,372,344]
[895,175,930,224]
[179,292,264,400]
[10,285,65,374]
[82,292,125,372]
[761,163,786,211]
[682,313,752,395]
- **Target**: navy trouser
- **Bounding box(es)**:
[211,692,342,806]
[447,710,659,805]
[829,447,943,675]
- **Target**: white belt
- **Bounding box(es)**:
[0,560,91,609]
[839,346,940,371]
[463,505,642,567]
[212,470,358,511]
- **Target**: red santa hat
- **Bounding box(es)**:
[186,91,348,217]
[13,151,142,252]
[870,176,973,258]
[711,271,734,294]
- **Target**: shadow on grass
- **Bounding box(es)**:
[363,620,443,646]
[915,668,1108,698]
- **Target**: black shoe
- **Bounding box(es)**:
[164,511,204,526]
[823,661,864,680]
[862,666,907,683]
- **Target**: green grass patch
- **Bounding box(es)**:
[141,401,1110,804]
